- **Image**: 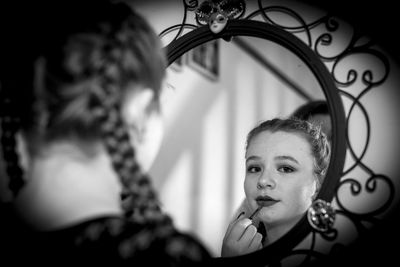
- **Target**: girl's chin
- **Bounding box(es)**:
[257,208,280,223]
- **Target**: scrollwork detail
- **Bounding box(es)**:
[332,49,389,88]
[184,0,199,11]
[336,174,394,218]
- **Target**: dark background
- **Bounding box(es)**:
[303,2,400,266]
[304,0,400,61]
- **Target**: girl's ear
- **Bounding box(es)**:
[311,180,320,201]
[15,131,30,171]
[312,190,318,201]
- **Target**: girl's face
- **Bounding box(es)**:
[122,87,164,172]
[244,131,316,229]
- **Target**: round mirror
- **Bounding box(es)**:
[150,19,346,265]
[134,0,400,266]
[153,35,332,256]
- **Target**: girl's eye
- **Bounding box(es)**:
[247,166,261,173]
[278,166,295,173]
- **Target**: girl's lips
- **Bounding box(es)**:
[256,200,278,207]
[256,196,279,207]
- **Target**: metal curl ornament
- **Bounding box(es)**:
[195,0,245,33]
[307,199,336,233]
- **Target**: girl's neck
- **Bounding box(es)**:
[262,214,304,246]
[14,141,123,231]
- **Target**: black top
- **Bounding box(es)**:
[0,204,212,267]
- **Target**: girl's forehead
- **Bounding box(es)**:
[246,131,311,157]
[250,130,307,145]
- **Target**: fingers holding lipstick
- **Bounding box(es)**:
[249,232,263,251]
[233,218,254,241]
[221,214,263,257]
[240,223,258,242]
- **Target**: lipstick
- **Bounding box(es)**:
[248,206,262,220]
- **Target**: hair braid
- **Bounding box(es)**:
[90,79,172,226]
[1,0,174,229]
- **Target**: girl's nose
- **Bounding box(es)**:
[257,170,276,189]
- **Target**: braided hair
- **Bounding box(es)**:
[0,0,169,224]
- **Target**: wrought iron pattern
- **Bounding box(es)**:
[159,0,395,266]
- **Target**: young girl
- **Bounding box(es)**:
[0,0,211,265]
[221,118,330,257]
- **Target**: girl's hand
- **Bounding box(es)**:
[221,212,263,257]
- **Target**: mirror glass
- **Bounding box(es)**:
[150,36,329,257]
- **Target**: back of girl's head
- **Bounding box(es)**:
[0,0,169,218]
[1,0,166,146]
[291,100,329,121]
[246,118,330,189]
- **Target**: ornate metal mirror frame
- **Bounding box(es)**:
[158,0,396,266]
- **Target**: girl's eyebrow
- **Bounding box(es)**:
[245,155,261,163]
[274,155,299,164]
